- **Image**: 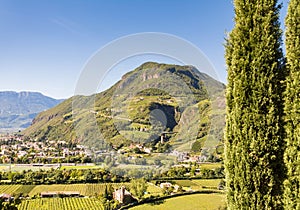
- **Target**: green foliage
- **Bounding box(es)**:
[130,178,148,200]
[0,199,18,210]
[224,0,285,209]
[283,0,300,209]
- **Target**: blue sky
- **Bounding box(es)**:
[0,0,288,99]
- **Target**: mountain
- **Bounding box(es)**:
[0,91,63,132]
[23,62,225,154]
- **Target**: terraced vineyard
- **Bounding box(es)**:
[17,198,104,210]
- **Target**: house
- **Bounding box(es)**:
[113,186,137,204]
[143,147,152,154]
[159,182,173,189]
[0,193,13,201]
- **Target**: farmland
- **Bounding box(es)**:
[130,193,226,210]
[199,163,222,170]
[0,179,220,197]
[0,178,223,209]
[0,164,59,172]
[17,198,104,210]
[28,183,131,197]
[173,178,221,191]
[0,183,131,197]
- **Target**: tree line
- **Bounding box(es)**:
[0,168,126,185]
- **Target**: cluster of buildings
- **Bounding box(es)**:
[0,134,92,163]
[170,150,209,163]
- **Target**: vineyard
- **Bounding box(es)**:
[0,185,22,194]
[0,183,132,197]
[0,180,224,209]
[28,183,131,197]
[17,198,104,210]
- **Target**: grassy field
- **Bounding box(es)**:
[173,179,221,191]
[145,183,162,197]
[17,197,104,210]
[199,163,222,170]
[192,179,221,189]
[173,180,198,187]
[0,164,59,172]
[131,193,225,210]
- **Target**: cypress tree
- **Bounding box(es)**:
[224,0,285,209]
[283,0,300,209]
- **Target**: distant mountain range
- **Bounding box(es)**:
[23,62,225,153]
[0,91,63,131]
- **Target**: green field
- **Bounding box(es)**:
[173,180,198,187]
[145,183,162,197]
[17,198,104,210]
[0,164,58,172]
[59,165,103,170]
[199,163,222,170]
[173,179,221,191]
[131,193,225,210]
[191,179,221,189]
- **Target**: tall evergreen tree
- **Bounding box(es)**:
[283,0,300,209]
[224,0,285,209]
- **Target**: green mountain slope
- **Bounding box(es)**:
[23,62,225,153]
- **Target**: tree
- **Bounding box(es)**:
[130,178,147,200]
[224,0,286,209]
[83,170,93,182]
[283,0,300,209]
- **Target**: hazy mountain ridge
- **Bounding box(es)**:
[23,62,225,153]
[0,91,63,131]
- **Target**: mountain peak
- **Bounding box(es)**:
[23,62,225,152]
[0,91,63,131]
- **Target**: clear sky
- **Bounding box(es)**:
[0,0,288,99]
